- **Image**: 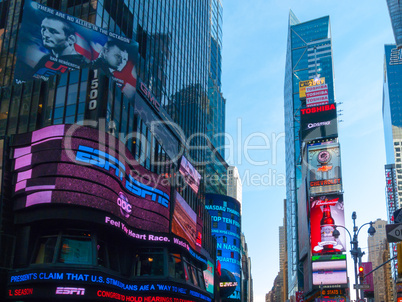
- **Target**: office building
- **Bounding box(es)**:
[227,166,242,205]
[0,0,229,301]
[284,10,337,299]
[367,219,394,302]
[386,0,402,48]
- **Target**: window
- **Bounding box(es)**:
[134,249,164,277]
[233,239,236,245]
[168,253,185,280]
[218,211,222,217]
[33,230,93,265]
[226,224,230,230]
[230,252,234,258]
[223,236,227,243]
[213,222,218,228]
[217,250,222,256]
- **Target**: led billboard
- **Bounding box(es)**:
[11,125,170,233]
[205,194,241,301]
[312,255,348,287]
[172,192,202,252]
[308,142,342,195]
[300,104,338,142]
[179,156,201,194]
[299,77,325,99]
[306,84,329,107]
[14,0,138,99]
[310,194,346,255]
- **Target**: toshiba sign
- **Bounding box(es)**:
[300,104,338,142]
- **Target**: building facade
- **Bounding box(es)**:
[284,11,337,298]
[227,166,242,205]
[386,0,402,48]
[367,219,394,302]
[0,0,228,301]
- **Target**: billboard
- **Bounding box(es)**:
[308,142,342,195]
[299,77,325,99]
[312,254,348,287]
[310,194,346,254]
[179,156,202,194]
[203,261,214,294]
[300,104,338,142]
[306,84,329,107]
[11,124,171,233]
[14,0,137,99]
[205,194,241,301]
[172,192,202,252]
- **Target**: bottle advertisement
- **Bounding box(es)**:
[310,194,346,254]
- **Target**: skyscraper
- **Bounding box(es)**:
[0,0,227,300]
[284,11,337,298]
[227,166,242,204]
[386,0,402,48]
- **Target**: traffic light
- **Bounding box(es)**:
[359,265,364,283]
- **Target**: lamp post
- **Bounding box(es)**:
[332,211,376,300]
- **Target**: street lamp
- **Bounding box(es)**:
[332,211,376,300]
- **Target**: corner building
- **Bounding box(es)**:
[284,11,336,298]
[0,0,224,301]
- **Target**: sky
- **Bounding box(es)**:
[220,1,396,301]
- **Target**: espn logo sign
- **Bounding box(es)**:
[56,287,85,295]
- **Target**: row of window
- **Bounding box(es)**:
[32,229,206,291]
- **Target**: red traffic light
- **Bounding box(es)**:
[359,266,364,278]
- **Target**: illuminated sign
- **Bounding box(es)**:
[300,104,338,142]
[219,282,238,288]
[205,194,241,301]
[56,287,85,295]
[179,156,202,194]
[172,192,202,252]
[14,0,138,100]
[299,77,325,99]
[306,84,329,107]
[310,194,346,255]
[307,142,342,195]
[8,269,211,302]
[8,288,33,297]
[203,261,214,294]
[11,125,171,233]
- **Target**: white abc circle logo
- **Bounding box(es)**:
[117,192,132,218]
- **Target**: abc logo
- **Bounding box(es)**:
[117,192,132,218]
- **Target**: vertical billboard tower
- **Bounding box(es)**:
[205,194,242,302]
[382,44,402,281]
[284,11,346,300]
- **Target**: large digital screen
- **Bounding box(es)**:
[15,0,137,99]
[312,254,348,287]
[179,156,201,194]
[205,194,241,301]
[11,125,170,233]
[300,104,338,142]
[299,77,325,99]
[307,142,342,195]
[203,261,214,294]
[172,192,202,252]
[310,194,346,255]
[8,267,212,302]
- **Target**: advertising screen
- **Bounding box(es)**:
[307,142,342,195]
[306,84,329,107]
[299,77,325,99]
[310,194,346,255]
[203,261,214,294]
[205,194,241,301]
[300,104,338,142]
[172,192,202,252]
[15,0,137,99]
[11,124,170,233]
[179,156,201,194]
[312,254,347,287]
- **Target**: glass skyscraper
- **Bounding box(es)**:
[0,0,229,300]
[284,11,336,297]
[386,0,402,48]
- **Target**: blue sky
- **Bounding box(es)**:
[221,1,395,301]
